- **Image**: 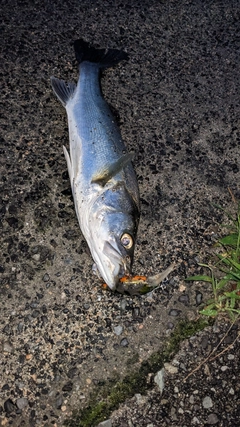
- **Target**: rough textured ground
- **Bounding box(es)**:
[0,0,239,426]
[111,319,240,427]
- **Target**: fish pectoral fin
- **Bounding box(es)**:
[91,152,134,186]
[63,145,73,186]
[51,76,76,107]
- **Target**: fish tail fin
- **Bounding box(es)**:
[74,39,128,68]
[50,77,76,107]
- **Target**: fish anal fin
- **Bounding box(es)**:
[91,152,134,186]
[63,145,73,186]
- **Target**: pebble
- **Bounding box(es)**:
[120,338,129,347]
[201,335,209,349]
[192,416,200,424]
[167,322,174,329]
[202,396,213,408]
[16,398,28,410]
[227,354,234,360]
[55,395,63,409]
[195,292,203,305]
[189,395,195,404]
[114,325,123,336]
[32,310,40,318]
[178,294,189,305]
[62,382,73,392]
[154,368,165,394]
[4,398,16,413]
[164,362,178,374]
[67,367,78,379]
[119,299,127,311]
[97,419,112,427]
[206,413,219,424]
[169,309,181,317]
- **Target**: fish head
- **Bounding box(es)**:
[90,200,140,291]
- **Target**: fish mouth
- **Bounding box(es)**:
[102,240,132,286]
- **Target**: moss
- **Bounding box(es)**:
[64,317,210,427]
[126,352,139,366]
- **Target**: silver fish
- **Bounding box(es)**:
[51,39,140,291]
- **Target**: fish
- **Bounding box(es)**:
[51,39,140,291]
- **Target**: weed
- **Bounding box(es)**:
[64,319,209,427]
[186,204,240,320]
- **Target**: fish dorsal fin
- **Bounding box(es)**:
[51,77,76,107]
[91,152,134,186]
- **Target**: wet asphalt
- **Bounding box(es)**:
[0,0,239,426]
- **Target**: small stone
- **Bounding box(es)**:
[202,396,213,408]
[62,381,73,392]
[67,367,78,379]
[178,294,189,305]
[105,318,111,327]
[55,395,63,409]
[189,395,195,404]
[32,253,40,261]
[206,413,219,425]
[178,407,184,414]
[97,419,112,427]
[221,366,228,372]
[119,299,127,311]
[114,325,123,336]
[169,309,181,317]
[167,322,174,329]
[4,398,16,413]
[192,417,200,424]
[3,341,14,353]
[30,301,39,308]
[132,307,140,317]
[227,354,234,360]
[229,387,234,395]
[135,394,147,405]
[32,310,40,318]
[43,273,50,282]
[154,368,164,394]
[195,292,203,305]
[16,398,28,410]
[164,362,178,374]
[170,406,177,421]
[120,338,129,347]
[201,335,209,349]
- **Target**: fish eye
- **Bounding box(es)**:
[121,233,133,250]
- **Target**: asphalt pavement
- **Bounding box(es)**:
[0,0,239,426]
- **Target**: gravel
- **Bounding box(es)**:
[1,0,239,426]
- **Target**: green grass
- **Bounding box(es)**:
[186,204,240,320]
